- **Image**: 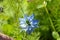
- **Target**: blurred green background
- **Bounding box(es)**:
[0,0,60,40]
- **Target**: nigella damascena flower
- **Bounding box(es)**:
[19,14,38,34]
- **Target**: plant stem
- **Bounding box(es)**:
[45,7,55,31]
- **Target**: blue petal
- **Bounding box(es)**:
[26,26,33,34]
[31,24,38,28]
[20,24,27,29]
[22,28,28,31]
[30,20,38,25]
[28,14,34,21]
[20,28,28,32]
[24,14,28,20]
[19,18,26,24]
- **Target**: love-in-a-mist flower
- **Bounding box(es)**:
[19,14,38,34]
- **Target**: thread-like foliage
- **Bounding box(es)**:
[0,0,60,40]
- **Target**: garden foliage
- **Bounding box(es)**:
[0,0,60,40]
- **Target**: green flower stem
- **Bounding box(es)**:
[45,7,55,31]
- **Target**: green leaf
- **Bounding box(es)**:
[37,1,47,9]
[57,38,60,40]
[52,31,59,39]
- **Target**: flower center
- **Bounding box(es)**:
[26,20,30,25]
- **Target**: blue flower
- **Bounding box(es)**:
[19,14,38,34]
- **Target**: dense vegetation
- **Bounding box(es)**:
[0,0,60,40]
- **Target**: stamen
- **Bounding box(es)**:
[26,20,30,25]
